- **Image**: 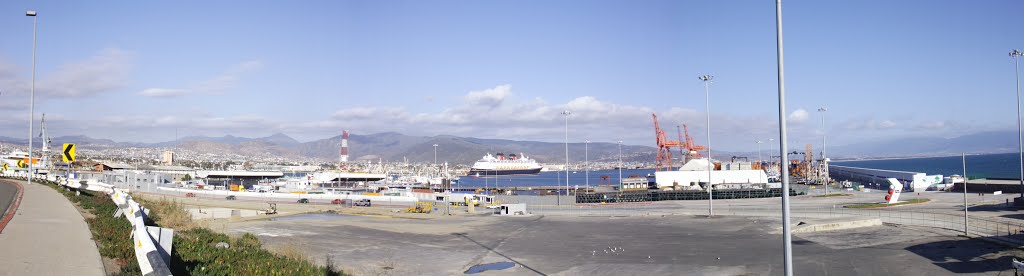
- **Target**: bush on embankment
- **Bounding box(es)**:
[132,195,344,276]
[18,178,343,276]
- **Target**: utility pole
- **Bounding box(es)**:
[700,74,714,217]
[26,10,38,186]
[962,152,969,236]
[585,140,590,194]
[1011,50,1023,201]
[776,0,794,274]
[561,110,571,201]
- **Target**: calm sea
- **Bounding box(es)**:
[455,169,654,188]
[831,152,1023,179]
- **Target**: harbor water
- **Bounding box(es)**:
[831,152,1023,179]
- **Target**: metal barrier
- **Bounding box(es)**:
[2,172,173,275]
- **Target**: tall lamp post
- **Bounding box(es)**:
[700,74,714,217]
[617,141,623,191]
[769,138,776,175]
[818,107,828,193]
[26,10,38,186]
[776,0,794,274]
[757,140,764,164]
[1011,49,1023,201]
[561,110,571,199]
[585,140,590,194]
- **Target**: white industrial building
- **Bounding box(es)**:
[828,165,943,191]
[655,159,769,190]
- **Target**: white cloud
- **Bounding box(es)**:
[316,84,779,148]
[918,121,946,130]
[138,60,262,99]
[879,120,897,129]
[843,118,899,130]
[463,84,511,107]
[788,109,809,124]
[332,107,408,120]
[39,48,134,98]
[195,60,263,94]
[139,88,187,98]
[0,48,133,109]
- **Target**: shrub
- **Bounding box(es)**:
[10,177,344,276]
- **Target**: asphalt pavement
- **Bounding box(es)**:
[227,213,1020,275]
[0,181,17,220]
[0,180,104,275]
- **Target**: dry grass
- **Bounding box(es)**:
[275,242,309,262]
[133,194,198,230]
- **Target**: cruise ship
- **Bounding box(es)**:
[468,152,542,176]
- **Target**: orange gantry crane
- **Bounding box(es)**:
[681,124,705,159]
[652,113,683,171]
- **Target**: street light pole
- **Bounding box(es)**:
[26,10,38,186]
[585,140,590,194]
[561,110,571,200]
[818,107,827,193]
[1011,49,1023,200]
[700,74,714,217]
[757,140,764,165]
[962,152,969,235]
[618,141,623,191]
[776,0,794,274]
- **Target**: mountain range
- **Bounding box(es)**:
[0,132,659,165]
[0,130,1021,164]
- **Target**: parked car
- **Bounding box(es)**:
[354,199,371,207]
[185,193,196,197]
[297,198,309,204]
[226,195,236,200]
[331,199,344,205]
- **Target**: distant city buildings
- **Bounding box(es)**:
[161,150,175,165]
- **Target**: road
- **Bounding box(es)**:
[0,180,104,275]
[226,213,1019,275]
[0,181,17,220]
[147,184,1024,275]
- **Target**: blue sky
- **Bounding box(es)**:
[0,0,1022,152]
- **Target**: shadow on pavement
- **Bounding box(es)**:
[451,232,547,275]
[906,238,1019,274]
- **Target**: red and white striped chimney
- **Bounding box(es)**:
[340,130,349,163]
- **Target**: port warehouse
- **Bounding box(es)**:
[828,164,944,191]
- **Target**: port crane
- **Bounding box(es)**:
[652,114,684,171]
[680,124,706,160]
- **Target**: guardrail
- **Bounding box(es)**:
[1,171,173,275]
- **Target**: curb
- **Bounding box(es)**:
[0,180,26,234]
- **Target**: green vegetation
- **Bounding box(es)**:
[814,193,852,198]
[134,195,343,275]
[845,198,930,209]
[18,178,343,276]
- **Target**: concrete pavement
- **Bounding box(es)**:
[0,180,104,275]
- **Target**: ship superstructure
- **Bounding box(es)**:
[469,152,542,176]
